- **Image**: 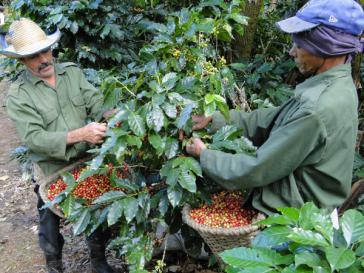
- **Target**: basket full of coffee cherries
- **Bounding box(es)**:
[182,190,265,257]
[39,158,131,218]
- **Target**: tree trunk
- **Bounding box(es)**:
[232,0,263,60]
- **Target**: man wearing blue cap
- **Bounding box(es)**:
[186,0,364,215]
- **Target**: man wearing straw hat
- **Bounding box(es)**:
[186,0,364,214]
[3,18,116,273]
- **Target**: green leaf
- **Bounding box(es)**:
[115,136,127,159]
[100,24,111,39]
[288,228,330,247]
[128,113,146,137]
[205,93,215,104]
[162,72,178,91]
[107,200,124,226]
[325,246,356,271]
[257,215,292,226]
[58,195,76,218]
[355,242,364,256]
[70,21,79,34]
[148,80,163,93]
[167,187,182,207]
[311,213,333,243]
[126,135,142,148]
[149,134,165,155]
[216,101,230,121]
[341,209,364,246]
[196,18,214,33]
[252,226,292,248]
[146,106,165,132]
[164,138,179,159]
[177,104,194,129]
[178,169,196,193]
[162,103,177,118]
[73,208,91,235]
[299,202,320,230]
[158,195,169,216]
[295,252,322,268]
[276,207,299,223]
[204,101,216,116]
[108,109,129,128]
[239,267,275,273]
[123,197,139,223]
[213,125,240,142]
[93,191,125,204]
[226,13,248,25]
[166,168,180,187]
[229,63,247,71]
[91,154,104,170]
[220,247,287,268]
[184,157,202,177]
[62,172,76,187]
[146,22,167,33]
[312,266,331,273]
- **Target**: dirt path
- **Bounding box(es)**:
[0,80,125,273]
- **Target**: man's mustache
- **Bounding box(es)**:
[38,61,53,72]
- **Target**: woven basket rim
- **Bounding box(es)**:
[38,156,94,218]
[182,204,265,236]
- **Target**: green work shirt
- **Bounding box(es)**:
[6,62,104,176]
[200,64,358,215]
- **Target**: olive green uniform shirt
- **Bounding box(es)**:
[6,62,103,176]
[201,64,358,215]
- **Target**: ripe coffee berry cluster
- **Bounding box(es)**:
[189,191,257,228]
[47,163,129,202]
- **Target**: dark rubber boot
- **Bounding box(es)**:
[86,228,115,273]
[45,255,63,273]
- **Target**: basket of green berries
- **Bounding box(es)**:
[182,191,265,257]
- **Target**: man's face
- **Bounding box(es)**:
[289,43,324,76]
[20,49,55,79]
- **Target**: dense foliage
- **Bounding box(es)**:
[5,0,364,272]
[221,202,364,272]
[40,1,259,271]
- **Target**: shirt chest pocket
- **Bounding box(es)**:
[42,108,59,127]
[71,95,87,120]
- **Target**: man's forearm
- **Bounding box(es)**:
[66,128,84,145]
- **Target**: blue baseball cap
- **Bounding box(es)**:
[276,0,364,36]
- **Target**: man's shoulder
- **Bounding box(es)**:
[57,62,82,76]
[59,62,78,69]
[7,76,26,96]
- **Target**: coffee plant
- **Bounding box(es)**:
[220,202,364,272]
[41,1,259,271]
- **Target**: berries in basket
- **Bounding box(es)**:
[40,160,133,218]
[182,191,265,258]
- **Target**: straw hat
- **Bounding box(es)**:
[0,18,60,58]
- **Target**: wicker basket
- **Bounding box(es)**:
[39,156,135,218]
[182,204,265,258]
[39,157,93,218]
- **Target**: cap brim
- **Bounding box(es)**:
[0,29,61,58]
[276,16,319,33]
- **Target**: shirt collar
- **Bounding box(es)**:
[24,63,66,85]
[295,63,352,96]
